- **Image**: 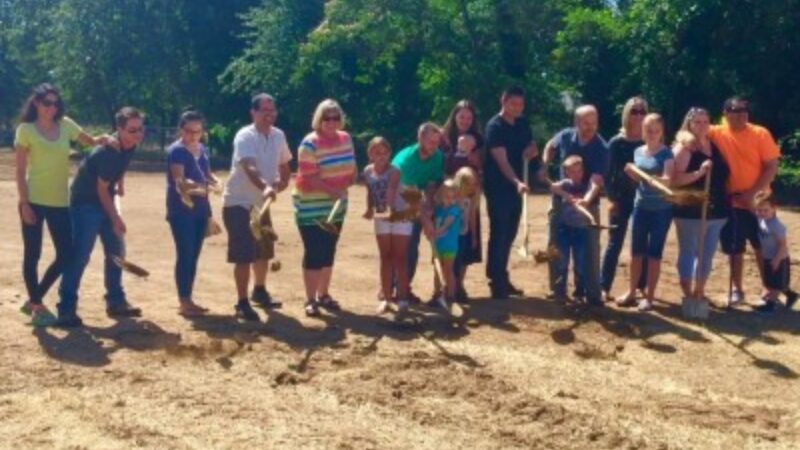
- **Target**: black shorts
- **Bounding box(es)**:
[223,206,275,264]
[298,223,342,270]
[720,208,760,255]
[763,258,790,291]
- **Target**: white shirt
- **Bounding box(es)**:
[222,124,293,208]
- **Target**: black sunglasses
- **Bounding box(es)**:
[630,108,647,116]
[726,106,749,114]
[39,98,59,108]
[322,115,341,122]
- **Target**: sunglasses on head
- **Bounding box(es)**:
[630,108,646,116]
[39,98,59,108]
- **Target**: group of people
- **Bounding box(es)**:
[13,83,796,328]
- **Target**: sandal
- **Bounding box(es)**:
[317,294,341,311]
[616,293,637,308]
[179,301,208,317]
[305,300,321,317]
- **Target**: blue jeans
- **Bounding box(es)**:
[169,214,208,301]
[631,207,673,259]
[674,218,727,281]
[548,197,601,301]
[600,199,646,292]
[554,224,588,297]
[58,204,126,316]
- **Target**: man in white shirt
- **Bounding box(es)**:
[222,93,292,321]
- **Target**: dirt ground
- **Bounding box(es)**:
[0,151,798,450]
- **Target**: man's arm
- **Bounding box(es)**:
[97,178,125,236]
[240,157,277,198]
[489,146,527,193]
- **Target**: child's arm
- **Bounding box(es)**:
[549,181,575,203]
[362,166,374,219]
[435,215,455,238]
[387,168,400,213]
[772,235,789,271]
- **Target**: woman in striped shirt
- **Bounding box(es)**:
[293,99,357,317]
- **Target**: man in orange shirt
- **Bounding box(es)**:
[709,97,781,307]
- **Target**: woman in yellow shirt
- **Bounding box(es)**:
[14,83,112,326]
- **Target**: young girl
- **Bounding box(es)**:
[753,192,797,314]
[432,179,463,311]
[620,113,675,311]
[362,137,412,314]
[453,167,480,303]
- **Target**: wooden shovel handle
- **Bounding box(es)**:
[573,203,598,226]
[258,196,274,222]
[628,165,674,196]
[326,198,344,224]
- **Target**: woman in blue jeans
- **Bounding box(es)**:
[166,110,221,316]
[671,108,729,302]
[619,113,675,311]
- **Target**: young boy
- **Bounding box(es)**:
[753,191,797,314]
[549,155,594,305]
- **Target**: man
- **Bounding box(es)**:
[709,96,781,306]
[222,93,292,322]
[56,107,146,327]
[541,105,608,306]
[391,122,445,302]
[484,87,539,299]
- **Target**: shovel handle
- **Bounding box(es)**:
[628,165,674,196]
[259,196,275,222]
[326,198,344,224]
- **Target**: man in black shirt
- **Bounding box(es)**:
[484,87,539,298]
[56,107,146,327]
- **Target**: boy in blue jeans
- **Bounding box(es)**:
[549,156,594,304]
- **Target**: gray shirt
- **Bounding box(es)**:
[759,216,788,261]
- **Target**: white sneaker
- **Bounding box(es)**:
[637,299,653,312]
[376,300,390,315]
[728,290,745,307]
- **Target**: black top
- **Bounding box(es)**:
[483,113,533,196]
[672,142,729,220]
[605,134,642,204]
[71,144,136,206]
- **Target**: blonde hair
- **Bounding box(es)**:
[454,167,480,201]
[367,136,391,160]
[311,99,346,132]
[643,113,665,143]
[620,96,648,137]
[673,130,697,149]
[562,155,584,170]
[436,178,459,205]
[417,122,442,139]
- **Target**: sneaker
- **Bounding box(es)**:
[304,300,321,317]
[407,291,422,305]
[616,294,637,308]
[637,299,653,312]
[19,301,34,316]
[785,290,798,310]
[586,297,605,308]
[54,313,84,328]
[234,301,261,322]
[507,282,524,297]
[31,306,57,327]
[728,290,745,307]
[376,300,391,315]
[395,299,410,322]
[317,294,341,311]
[251,288,282,309]
[106,302,142,318]
[753,301,777,315]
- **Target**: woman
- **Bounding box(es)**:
[671,108,729,301]
[14,83,111,326]
[441,99,483,301]
[166,110,221,317]
[619,113,675,311]
[293,99,357,317]
[601,96,649,301]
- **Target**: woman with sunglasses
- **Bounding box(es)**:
[293,99,357,317]
[14,83,113,326]
[600,96,648,301]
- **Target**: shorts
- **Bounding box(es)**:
[223,206,274,264]
[298,223,342,270]
[631,207,673,259]
[721,208,760,255]
[374,218,413,236]
[763,258,790,291]
[437,251,457,261]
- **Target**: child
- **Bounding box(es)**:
[549,155,591,304]
[362,137,413,314]
[445,134,478,175]
[453,167,481,303]
[432,179,463,311]
[753,192,798,314]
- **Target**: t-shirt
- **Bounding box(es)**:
[223,124,293,208]
[70,142,136,206]
[633,145,673,211]
[550,128,608,205]
[166,141,212,220]
[363,165,406,213]
[605,134,643,204]
[390,144,444,190]
[435,204,462,254]
[556,178,591,228]
[709,123,781,208]
[483,114,533,196]
[672,143,730,220]
[14,116,83,207]
[758,217,788,261]
[293,130,357,225]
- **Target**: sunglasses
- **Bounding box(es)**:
[322,115,341,122]
[124,127,144,134]
[630,108,647,116]
[725,106,749,114]
[39,99,59,108]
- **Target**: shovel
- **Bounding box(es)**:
[112,256,150,279]
[574,203,617,230]
[627,165,707,206]
[316,198,344,235]
[517,159,532,259]
[683,171,713,320]
[250,196,278,241]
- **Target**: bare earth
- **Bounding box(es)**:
[0,152,798,450]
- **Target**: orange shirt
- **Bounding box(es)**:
[709,123,780,207]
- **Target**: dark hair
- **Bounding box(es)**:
[18,83,65,124]
[442,99,483,152]
[115,107,144,129]
[251,93,275,111]
[178,110,205,129]
[723,96,748,112]
[502,86,526,101]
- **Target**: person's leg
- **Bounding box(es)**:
[98,211,127,307]
[620,207,646,304]
[57,205,101,317]
[553,224,571,298]
[377,233,393,301]
[187,215,208,300]
[644,209,672,302]
[573,228,589,301]
[391,231,412,302]
[317,224,341,299]
[234,264,250,299]
[695,218,727,298]
[504,195,523,290]
[441,258,456,301]
[34,206,73,303]
[252,209,274,293]
[601,201,632,294]
[485,195,506,294]
[21,204,45,304]
[720,208,748,297]
[583,204,602,302]
[547,196,563,294]
[169,216,192,302]
[674,218,699,298]
[407,221,422,283]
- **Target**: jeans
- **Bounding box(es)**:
[674,218,727,281]
[548,197,601,301]
[485,192,522,291]
[631,207,673,259]
[554,224,588,297]
[169,214,208,301]
[600,199,646,292]
[58,203,126,316]
[21,204,72,304]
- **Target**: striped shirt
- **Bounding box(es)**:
[293,130,357,225]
